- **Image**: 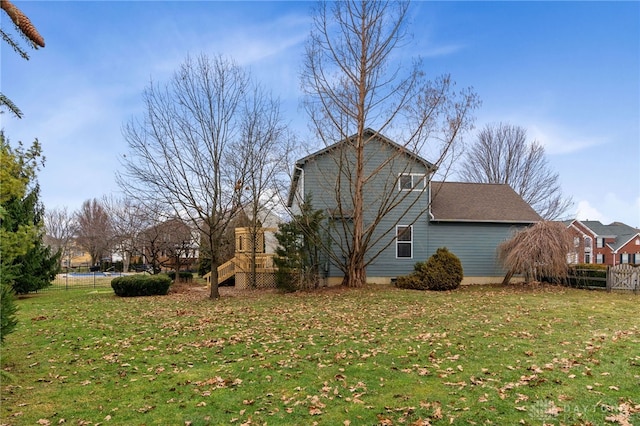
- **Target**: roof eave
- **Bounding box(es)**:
[286,164,303,208]
[430,218,540,224]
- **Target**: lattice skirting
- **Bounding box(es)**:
[235,272,277,289]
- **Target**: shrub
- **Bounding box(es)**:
[275,268,298,293]
[396,247,463,291]
[1,284,18,344]
[565,264,607,288]
[111,275,172,297]
[166,271,193,283]
[394,274,423,290]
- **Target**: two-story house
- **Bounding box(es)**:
[287,129,541,285]
[565,220,640,266]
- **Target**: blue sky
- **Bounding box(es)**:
[2,1,639,227]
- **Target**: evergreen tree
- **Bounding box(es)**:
[274,199,324,291]
[0,133,58,295]
[8,188,59,294]
[0,283,18,343]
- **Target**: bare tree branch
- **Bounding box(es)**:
[459,122,573,220]
[75,199,113,268]
[117,53,288,298]
[298,0,479,287]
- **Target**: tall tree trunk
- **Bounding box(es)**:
[209,262,220,299]
[348,132,366,287]
[209,234,220,299]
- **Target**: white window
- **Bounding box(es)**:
[396,225,413,258]
[621,253,629,264]
[573,237,580,247]
[596,237,604,248]
[596,253,604,264]
[584,237,592,252]
[398,174,425,191]
[584,253,591,264]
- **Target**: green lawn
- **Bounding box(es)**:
[1,284,639,425]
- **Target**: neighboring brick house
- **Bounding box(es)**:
[564,220,640,266]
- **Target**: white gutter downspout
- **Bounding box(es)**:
[428,175,434,221]
[294,164,304,207]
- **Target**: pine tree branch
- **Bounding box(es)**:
[1,0,45,48]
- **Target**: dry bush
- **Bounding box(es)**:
[498,221,574,284]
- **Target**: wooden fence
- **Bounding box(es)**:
[607,264,639,292]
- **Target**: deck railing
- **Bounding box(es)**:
[204,253,277,285]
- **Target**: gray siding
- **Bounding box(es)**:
[296,135,534,281]
[426,222,526,277]
[300,137,432,278]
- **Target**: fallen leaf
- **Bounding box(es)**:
[309,406,322,415]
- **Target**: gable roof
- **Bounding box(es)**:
[613,232,640,252]
[564,220,640,252]
[430,182,541,223]
[582,220,638,237]
[287,128,436,207]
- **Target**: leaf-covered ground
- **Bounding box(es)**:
[1,284,639,425]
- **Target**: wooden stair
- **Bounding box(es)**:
[203,254,276,286]
[203,258,238,285]
[217,258,237,284]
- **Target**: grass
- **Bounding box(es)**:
[1,284,639,425]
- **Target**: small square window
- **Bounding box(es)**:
[399,175,413,190]
[398,174,425,191]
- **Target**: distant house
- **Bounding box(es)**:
[564,220,640,266]
[139,218,200,272]
[287,129,541,285]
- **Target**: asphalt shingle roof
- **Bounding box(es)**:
[573,220,640,251]
[430,181,541,223]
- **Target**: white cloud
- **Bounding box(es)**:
[421,44,466,58]
[473,113,608,156]
[527,123,606,155]
[575,194,640,228]
[575,200,610,224]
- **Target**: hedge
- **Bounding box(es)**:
[111,275,172,297]
[166,271,193,282]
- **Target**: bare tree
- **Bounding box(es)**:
[299,0,479,287]
[138,217,196,277]
[459,122,572,220]
[232,85,292,287]
[118,53,286,299]
[43,206,77,268]
[102,196,152,273]
[498,220,575,284]
[75,198,113,268]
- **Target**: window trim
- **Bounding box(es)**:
[398,173,426,191]
[396,225,413,259]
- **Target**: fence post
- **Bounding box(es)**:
[606,266,611,292]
